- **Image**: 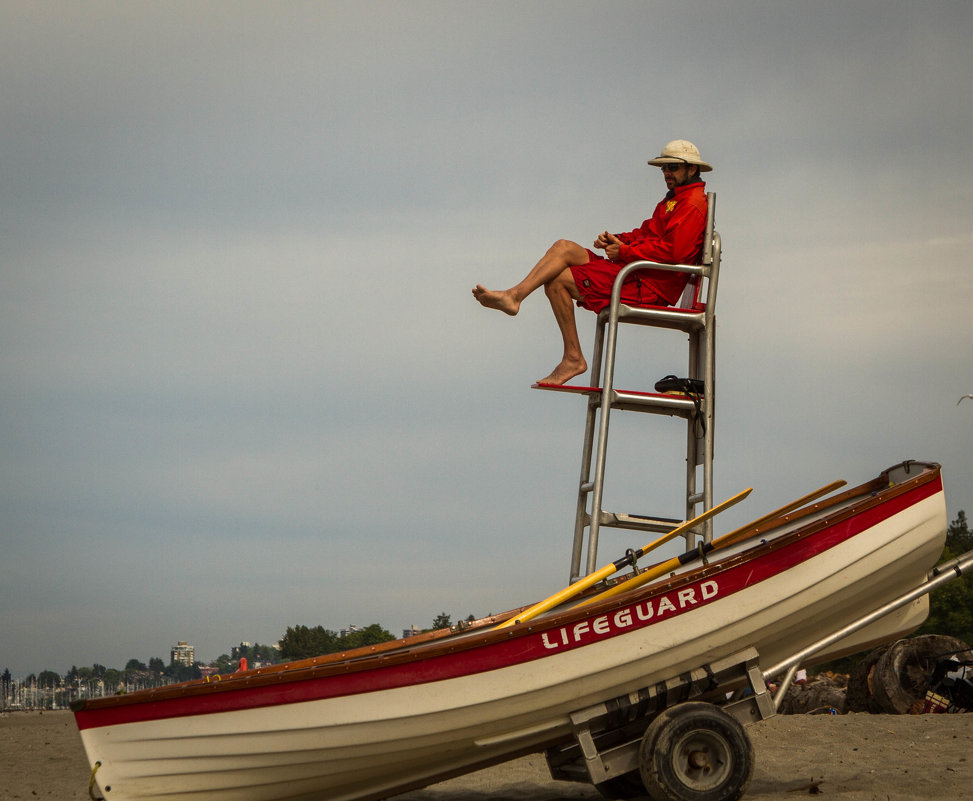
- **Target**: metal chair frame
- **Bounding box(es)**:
[566,193,721,580]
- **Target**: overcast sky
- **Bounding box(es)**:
[2,1,972,678]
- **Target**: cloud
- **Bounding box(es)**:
[1,0,972,676]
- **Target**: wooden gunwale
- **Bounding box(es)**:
[584,465,936,608]
[72,462,941,712]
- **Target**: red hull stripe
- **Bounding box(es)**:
[75,476,942,730]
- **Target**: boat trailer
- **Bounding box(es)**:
[546,647,771,800]
[544,547,973,801]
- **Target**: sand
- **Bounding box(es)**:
[2,710,968,800]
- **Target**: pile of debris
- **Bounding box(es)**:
[778,634,972,715]
[777,671,847,715]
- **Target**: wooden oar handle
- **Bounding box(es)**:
[579,480,846,608]
[495,487,752,629]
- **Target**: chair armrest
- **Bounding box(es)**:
[616,259,706,278]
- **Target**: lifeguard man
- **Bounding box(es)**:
[473,139,711,385]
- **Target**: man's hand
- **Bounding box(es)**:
[599,232,623,261]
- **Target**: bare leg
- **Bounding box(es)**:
[473,239,590,316]
[537,269,588,385]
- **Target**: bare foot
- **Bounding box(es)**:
[472,285,520,316]
[538,356,587,386]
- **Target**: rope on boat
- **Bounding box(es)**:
[88,761,105,801]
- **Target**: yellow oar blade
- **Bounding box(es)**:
[580,555,679,606]
[495,562,616,629]
[576,486,753,607]
[581,480,845,608]
[635,487,752,557]
[496,487,752,629]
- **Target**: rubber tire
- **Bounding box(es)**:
[638,702,753,801]
[844,645,889,713]
[871,634,973,714]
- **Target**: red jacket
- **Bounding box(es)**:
[615,181,708,305]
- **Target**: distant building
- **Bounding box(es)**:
[231,642,252,660]
[227,641,281,670]
[402,625,421,639]
[170,641,195,666]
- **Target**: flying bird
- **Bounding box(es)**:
[959,394,973,405]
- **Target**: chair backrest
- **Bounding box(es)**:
[677,274,705,311]
[675,192,716,312]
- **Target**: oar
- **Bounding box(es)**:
[496,487,752,629]
[578,479,846,607]
[714,479,847,546]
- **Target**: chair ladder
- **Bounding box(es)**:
[551,193,721,582]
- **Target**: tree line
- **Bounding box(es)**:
[916,510,973,645]
[275,613,475,661]
[1,613,471,707]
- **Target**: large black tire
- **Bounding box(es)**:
[844,645,890,713]
[638,702,753,801]
[871,634,973,714]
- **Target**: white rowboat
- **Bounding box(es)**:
[73,460,949,801]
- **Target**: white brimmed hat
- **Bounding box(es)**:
[648,139,712,172]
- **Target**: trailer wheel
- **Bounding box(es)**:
[638,702,753,801]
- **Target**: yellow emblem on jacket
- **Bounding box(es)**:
[665,200,678,213]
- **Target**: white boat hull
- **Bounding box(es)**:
[74,463,947,801]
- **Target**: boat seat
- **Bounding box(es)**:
[532,267,709,405]
[604,263,708,334]
[532,271,708,399]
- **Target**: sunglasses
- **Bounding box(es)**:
[660,163,687,173]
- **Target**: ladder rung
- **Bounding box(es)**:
[533,383,703,418]
[612,390,701,416]
[597,512,683,533]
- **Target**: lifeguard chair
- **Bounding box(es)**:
[535,193,720,582]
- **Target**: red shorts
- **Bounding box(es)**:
[570,250,663,313]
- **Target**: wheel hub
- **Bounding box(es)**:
[687,748,711,770]
[673,730,731,790]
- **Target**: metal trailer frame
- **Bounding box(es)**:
[545,647,773,789]
[545,546,973,799]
